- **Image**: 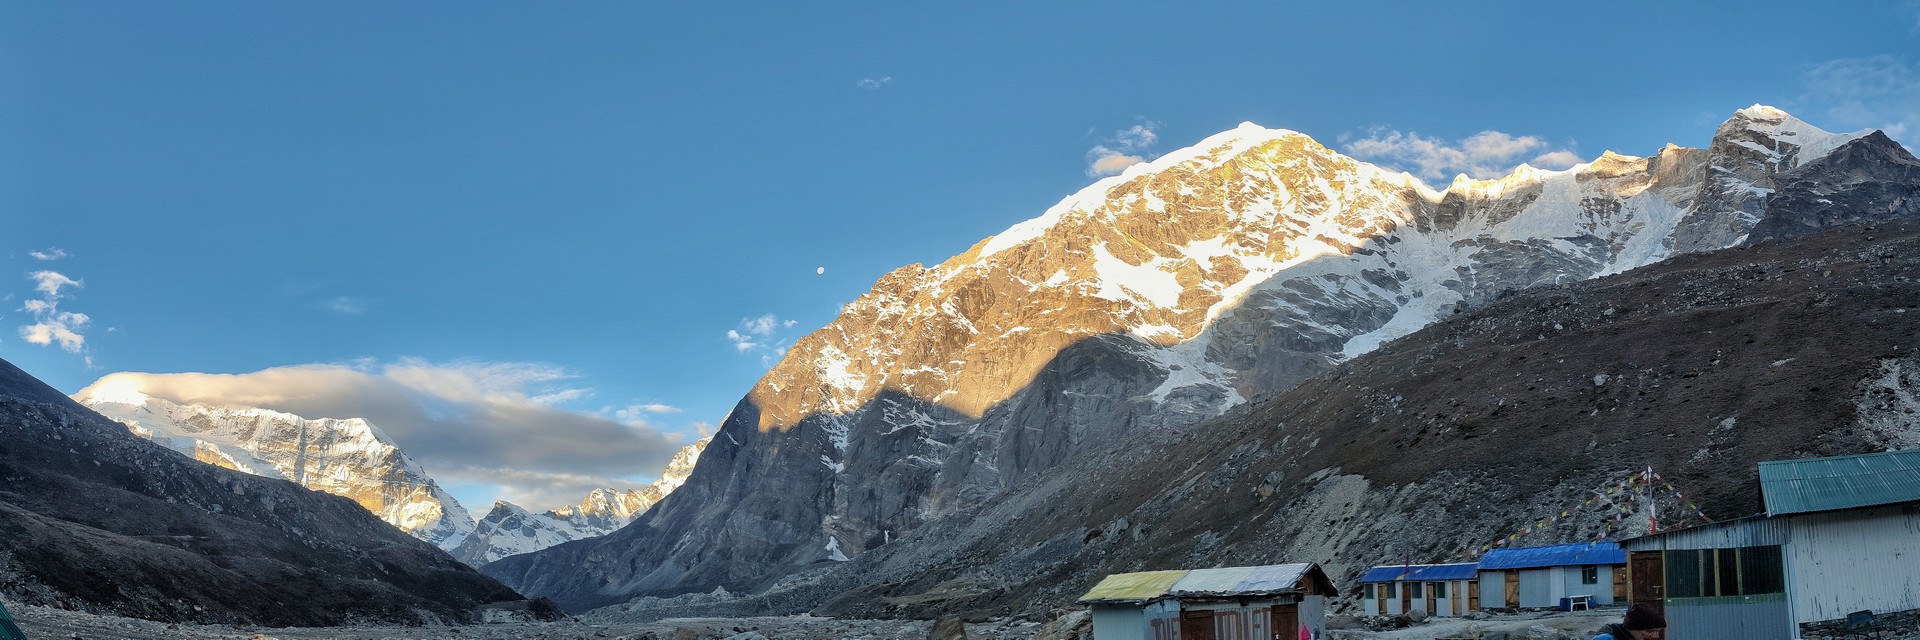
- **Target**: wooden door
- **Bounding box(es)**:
[1467,580,1479,610]
[1376,585,1387,615]
[1628,551,1665,620]
[1612,564,1628,602]
[1425,583,1437,616]
[1399,581,1411,614]
[1503,571,1519,607]
[1269,604,1297,640]
[1180,610,1215,640]
[1453,581,1463,616]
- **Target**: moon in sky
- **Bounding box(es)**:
[816,267,825,275]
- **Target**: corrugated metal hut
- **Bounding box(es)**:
[1619,448,1920,640]
[1475,541,1625,609]
[1356,563,1479,617]
[1079,563,1338,640]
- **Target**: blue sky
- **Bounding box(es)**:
[4,2,1917,511]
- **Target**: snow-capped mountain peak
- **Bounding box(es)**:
[451,436,711,566]
[73,380,475,549]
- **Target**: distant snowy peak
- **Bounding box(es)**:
[452,436,710,566]
[1731,104,1871,163]
[73,376,474,549]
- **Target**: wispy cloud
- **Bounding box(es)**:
[1795,55,1920,147]
[1085,119,1163,177]
[605,402,683,428]
[726,313,801,365]
[1343,128,1581,182]
[18,270,92,355]
[324,296,367,316]
[29,247,68,261]
[856,76,892,89]
[78,359,694,511]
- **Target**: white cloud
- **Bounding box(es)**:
[726,313,804,366]
[29,247,68,261]
[726,329,760,351]
[1114,124,1158,149]
[1796,55,1920,147]
[1529,150,1585,170]
[1085,119,1163,177]
[29,271,80,297]
[1343,127,1580,182]
[1086,146,1146,177]
[77,360,693,511]
[856,76,892,89]
[607,402,682,428]
[741,313,780,336]
[18,270,91,354]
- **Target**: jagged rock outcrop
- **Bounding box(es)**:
[488,106,1898,612]
[1748,130,1920,242]
[0,358,524,625]
[451,437,709,566]
[75,379,476,550]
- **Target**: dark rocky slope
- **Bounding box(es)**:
[578,207,1920,624]
[787,217,1920,621]
[0,358,526,626]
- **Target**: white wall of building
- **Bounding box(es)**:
[1788,503,1920,623]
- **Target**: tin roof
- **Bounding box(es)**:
[1476,542,1624,570]
[1078,563,1336,603]
[1759,448,1920,516]
[1357,563,1478,583]
[1077,570,1189,604]
[1169,563,1324,597]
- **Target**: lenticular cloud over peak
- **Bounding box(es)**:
[76,361,694,509]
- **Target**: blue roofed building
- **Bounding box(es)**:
[1356,563,1479,617]
[1474,541,1626,610]
[1619,447,1920,640]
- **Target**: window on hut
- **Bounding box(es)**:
[1664,545,1786,598]
[1581,566,1599,585]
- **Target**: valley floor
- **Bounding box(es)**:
[14,601,1918,640]
[4,600,1051,640]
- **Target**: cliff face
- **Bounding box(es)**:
[488,107,1895,612]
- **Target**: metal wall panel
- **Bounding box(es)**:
[1301,595,1327,639]
[1518,569,1554,608]
[1476,573,1504,609]
[1788,503,1920,623]
[1620,517,1789,551]
[1665,594,1793,640]
[1091,605,1149,640]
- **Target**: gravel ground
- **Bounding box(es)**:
[5,600,1054,640]
[15,601,1917,640]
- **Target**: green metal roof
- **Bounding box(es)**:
[1759,448,1920,516]
[1078,570,1189,604]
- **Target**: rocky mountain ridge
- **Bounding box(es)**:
[451,437,709,566]
[75,379,476,549]
[487,106,1900,612]
[73,379,712,567]
[0,358,528,625]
